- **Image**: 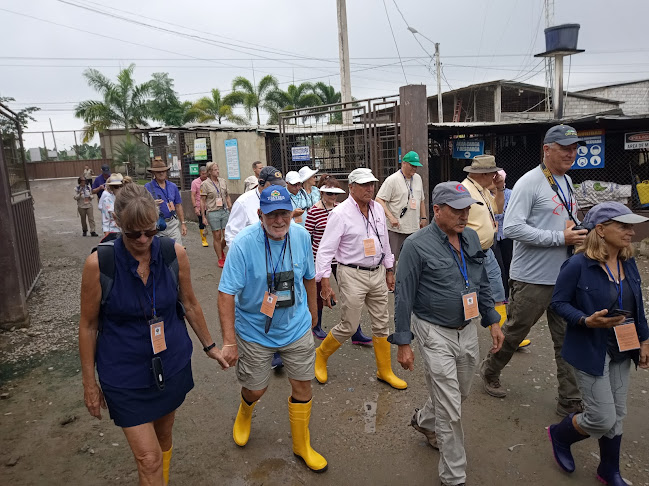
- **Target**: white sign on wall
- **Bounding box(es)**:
[224,139,240,180]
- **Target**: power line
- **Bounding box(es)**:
[382,0,408,84]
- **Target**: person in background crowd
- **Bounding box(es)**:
[299,166,320,208]
[548,202,649,485]
[391,181,504,486]
[83,165,94,183]
[286,171,309,226]
[75,175,98,237]
[244,161,264,192]
[480,124,587,417]
[201,162,232,268]
[92,164,111,202]
[315,168,407,390]
[79,183,228,485]
[98,173,128,238]
[492,170,513,301]
[217,185,327,473]
[375,150,427,260]
[145,156,187,246]
[191,165,209,247]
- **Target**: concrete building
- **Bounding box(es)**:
[578,79,649,115]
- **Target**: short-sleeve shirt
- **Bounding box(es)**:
[200,177,229,212]
[218,222,315,348]
[463,177,498,250]
[191,177,203,209]
[375,170,424,234]
[98,191,119,233]
[290,190,310,227]
[92,173,110,200]
[144,180,182,219]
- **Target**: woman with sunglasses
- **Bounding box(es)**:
[548,202,649,485]
[79,183,228,485]
[305,175,373,345]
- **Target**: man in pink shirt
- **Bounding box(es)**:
[191,165,209,247]
[315,168,407,390]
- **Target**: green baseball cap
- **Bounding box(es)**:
[402,151,422,167]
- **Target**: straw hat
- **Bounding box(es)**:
[462,154,503,173]
[147,156,170,172]
[106,173,124,186]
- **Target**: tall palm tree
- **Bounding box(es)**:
[74,64,152,142]
[192,88,247,125]
[225,75,278,126]
[313,82,341,106]
[148,72,199,126]
[265,83,322,124]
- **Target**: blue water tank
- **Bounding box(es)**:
[544,24,580,51]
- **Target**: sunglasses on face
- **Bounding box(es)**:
[123,229,159,239]
[322,191,337,196]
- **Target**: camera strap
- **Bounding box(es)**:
[539,162,579,226]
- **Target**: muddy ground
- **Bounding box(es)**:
[1,178,648,486]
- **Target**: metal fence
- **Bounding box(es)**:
[21,129,102,161]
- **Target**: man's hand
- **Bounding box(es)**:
[181,223,187,236]
[83,382,107,420]
[389,216,400,228]
[584,309,626,328]
[194,206,200,216]
[397,344,414,371]
[202,216,208,226]
[386,271,395,291]
[293,208,305,218]
[419,219,427,229]
[489,324,505,353]
[639,341,649,369]
[206,346,230,370]
[564,220,588,246]
[221,344,239,368]
[320,278,337,308]
[492,172,505,190]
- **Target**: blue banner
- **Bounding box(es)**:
[571,130,605,170]
[452,139,484,159]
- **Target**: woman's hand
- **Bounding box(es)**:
[206,346,230,370]
[640,341,649,369]
[584,309,626,328]
[221,344,239,368]
[83,382,107,419]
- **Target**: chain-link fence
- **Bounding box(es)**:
[1,105,30,195]
[21,130,102,161]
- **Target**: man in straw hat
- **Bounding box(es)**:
[479,124,587,417]
[145,156,187,245]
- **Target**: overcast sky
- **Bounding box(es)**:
[1,0,648,150]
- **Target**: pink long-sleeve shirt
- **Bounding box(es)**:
[315,197,394,281]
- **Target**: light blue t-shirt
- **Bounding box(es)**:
[291,189,312,227]
[218,222,316,347]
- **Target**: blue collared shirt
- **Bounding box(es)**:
[145,180,182,219]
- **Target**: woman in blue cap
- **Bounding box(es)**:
[548,201,649,485]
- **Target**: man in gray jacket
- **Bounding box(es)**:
[390,181,504,486]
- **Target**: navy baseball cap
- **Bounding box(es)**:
[432,181,482,209]
[101,164,110,173]
[258,166,286,187]
[259,185,293,214]
[543,125,586,146]
[583,201,649,230]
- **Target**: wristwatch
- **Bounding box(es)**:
[386,268,394,273]
[203,342,216,353]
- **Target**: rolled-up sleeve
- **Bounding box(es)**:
[388,238,419,345]
[315,211,343,281]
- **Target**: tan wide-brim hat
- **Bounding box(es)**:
[463,154,503,173]
[147,156,171,172]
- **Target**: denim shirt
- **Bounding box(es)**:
[388,222,501,345]
[551,252,649,376]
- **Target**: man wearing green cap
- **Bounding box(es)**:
[376,150,427,260]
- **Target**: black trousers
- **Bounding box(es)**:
[493,238,513,300]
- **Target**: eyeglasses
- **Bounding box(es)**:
[123,229,158,239]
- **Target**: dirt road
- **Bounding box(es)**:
[1,179,648,485]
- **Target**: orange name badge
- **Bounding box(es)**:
[149,320,167,354]
[167,201,175,212]
[462,292,479,320]
[215,197,223,208]
[260,291,278,318]
[409,198,417,209]
[614,321,641,352]
[363,238,376,257]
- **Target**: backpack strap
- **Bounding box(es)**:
[96,241,116,306]
[159,236,179,290]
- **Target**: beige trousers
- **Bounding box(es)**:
[330,265,389,342]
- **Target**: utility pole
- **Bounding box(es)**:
[336,0,353,125]
[435,43,443,122]
[49,118,58,159]
[544,0,555,112]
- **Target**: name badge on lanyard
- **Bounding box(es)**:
[449,242,479,320]
[409,198,417,209]
[363,238,376,257]
[149,318,167,354]
[260,292,278,318]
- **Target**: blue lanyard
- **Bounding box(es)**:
[400,170,413,198]
[552,175,573,213]
[604,260,623,309]
[448,241,469,289]
[210,179,221,196]
[142,275,156,317]
[264,234,288,291]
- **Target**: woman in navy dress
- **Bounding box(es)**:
[79,183,228,485]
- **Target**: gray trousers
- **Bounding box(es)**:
[411,314,479,486]
[575,354,631,438]
[481,280,581,405]
[158,217,183,246]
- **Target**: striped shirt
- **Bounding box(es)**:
[305,203,337,258]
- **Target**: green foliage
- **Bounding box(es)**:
[265,82,322,124]
[113,139,150,169]
[0,97,40,135]
[226,75,279,125]
[148,73,199,126]
[192,89,247,125]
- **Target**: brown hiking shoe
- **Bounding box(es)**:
[410,409,438,450]
[479,361,507,398]
[556,400,584,417]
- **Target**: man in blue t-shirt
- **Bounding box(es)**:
[91,164,111,202]
[218,185,327,473]
[144,157,186,246]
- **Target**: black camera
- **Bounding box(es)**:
[572,224,586,231]
[399,207,408,218]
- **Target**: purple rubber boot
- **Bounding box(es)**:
[351,325,372,346]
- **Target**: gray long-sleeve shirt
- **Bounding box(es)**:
[388,221,501,345]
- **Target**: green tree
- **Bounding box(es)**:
[0,97,40,135]
[74,64,152,142]
[225,75,278,126]
[265,83,322,124]
[148,72,199,126]
[312,83,343,123]
[113,139,150,171]
[192,89,247,125]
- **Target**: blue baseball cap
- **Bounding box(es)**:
[259,185,293,214]
[583,201,648,230]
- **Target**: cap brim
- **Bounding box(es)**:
[463,166,503,173]
[260,202,293,214]
[300,169,318,182]
[320,188,346,194]
[403,160,423,167]
[553,138,587,147]
[612,214,649,224]
[147,167,170,172]
[260,179,287,187]
[446,196,482,209]
[351,176,379,184]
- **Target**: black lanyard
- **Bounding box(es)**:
[466,178,496,226]
[400,170,413,199]
[264,232,293,292]
[540,162,579,225]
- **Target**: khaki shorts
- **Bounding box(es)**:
[235,330,315,390]
[207,208,230,231]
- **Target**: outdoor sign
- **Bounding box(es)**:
[149,148,154,159]
[170,155,180,178]
[224,139,241,180]
[194,138,208,161]
[571,130,605,170]
[189,163,199,176]
[291,146,311,161]
[452,139,484,159]
[624,132,649,150]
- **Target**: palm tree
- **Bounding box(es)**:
[265,83,322,124]
[225,75,278,126]
[148,72,199,126]
[312,82,343,123]
[192,89,247,125]
[74,64,152,142]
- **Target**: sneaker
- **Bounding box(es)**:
[271,353,284,370]
[479,360,507,398]
[90,232,99,237]
[82,231,87,237]
[556,400,584,417]
[410,409,438,449]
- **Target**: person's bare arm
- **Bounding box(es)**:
[304,277,317,328]
[176,204,187,236]
[375,196,399,228]
[217,291,238,367]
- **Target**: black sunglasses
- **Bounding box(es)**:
[322,191,337,196]
[124,229,159,239]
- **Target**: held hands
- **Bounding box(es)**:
[221,344,239,368]
[83,382,107,420]
[206,346,230,370]
[564,220,588,246]
[585,309,626,328]
[489,324,505,353]
[397,344,415,371]
[320,278,337,309]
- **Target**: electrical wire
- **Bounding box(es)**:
[381,0,408,84]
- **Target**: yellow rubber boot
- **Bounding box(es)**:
[315,332,341,384]
[496,304,530,348]
[372,336,407,390]
[200,228,208,247]
[233,396,257,446]
[288,397,328,473]
[162,445,172,485]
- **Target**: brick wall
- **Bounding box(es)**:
[578,81,649,115]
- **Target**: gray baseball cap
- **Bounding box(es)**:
[543,125,586,146]
[432,181,482,209]
[583,201,649,230]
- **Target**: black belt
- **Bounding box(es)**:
[340,263,381,272]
